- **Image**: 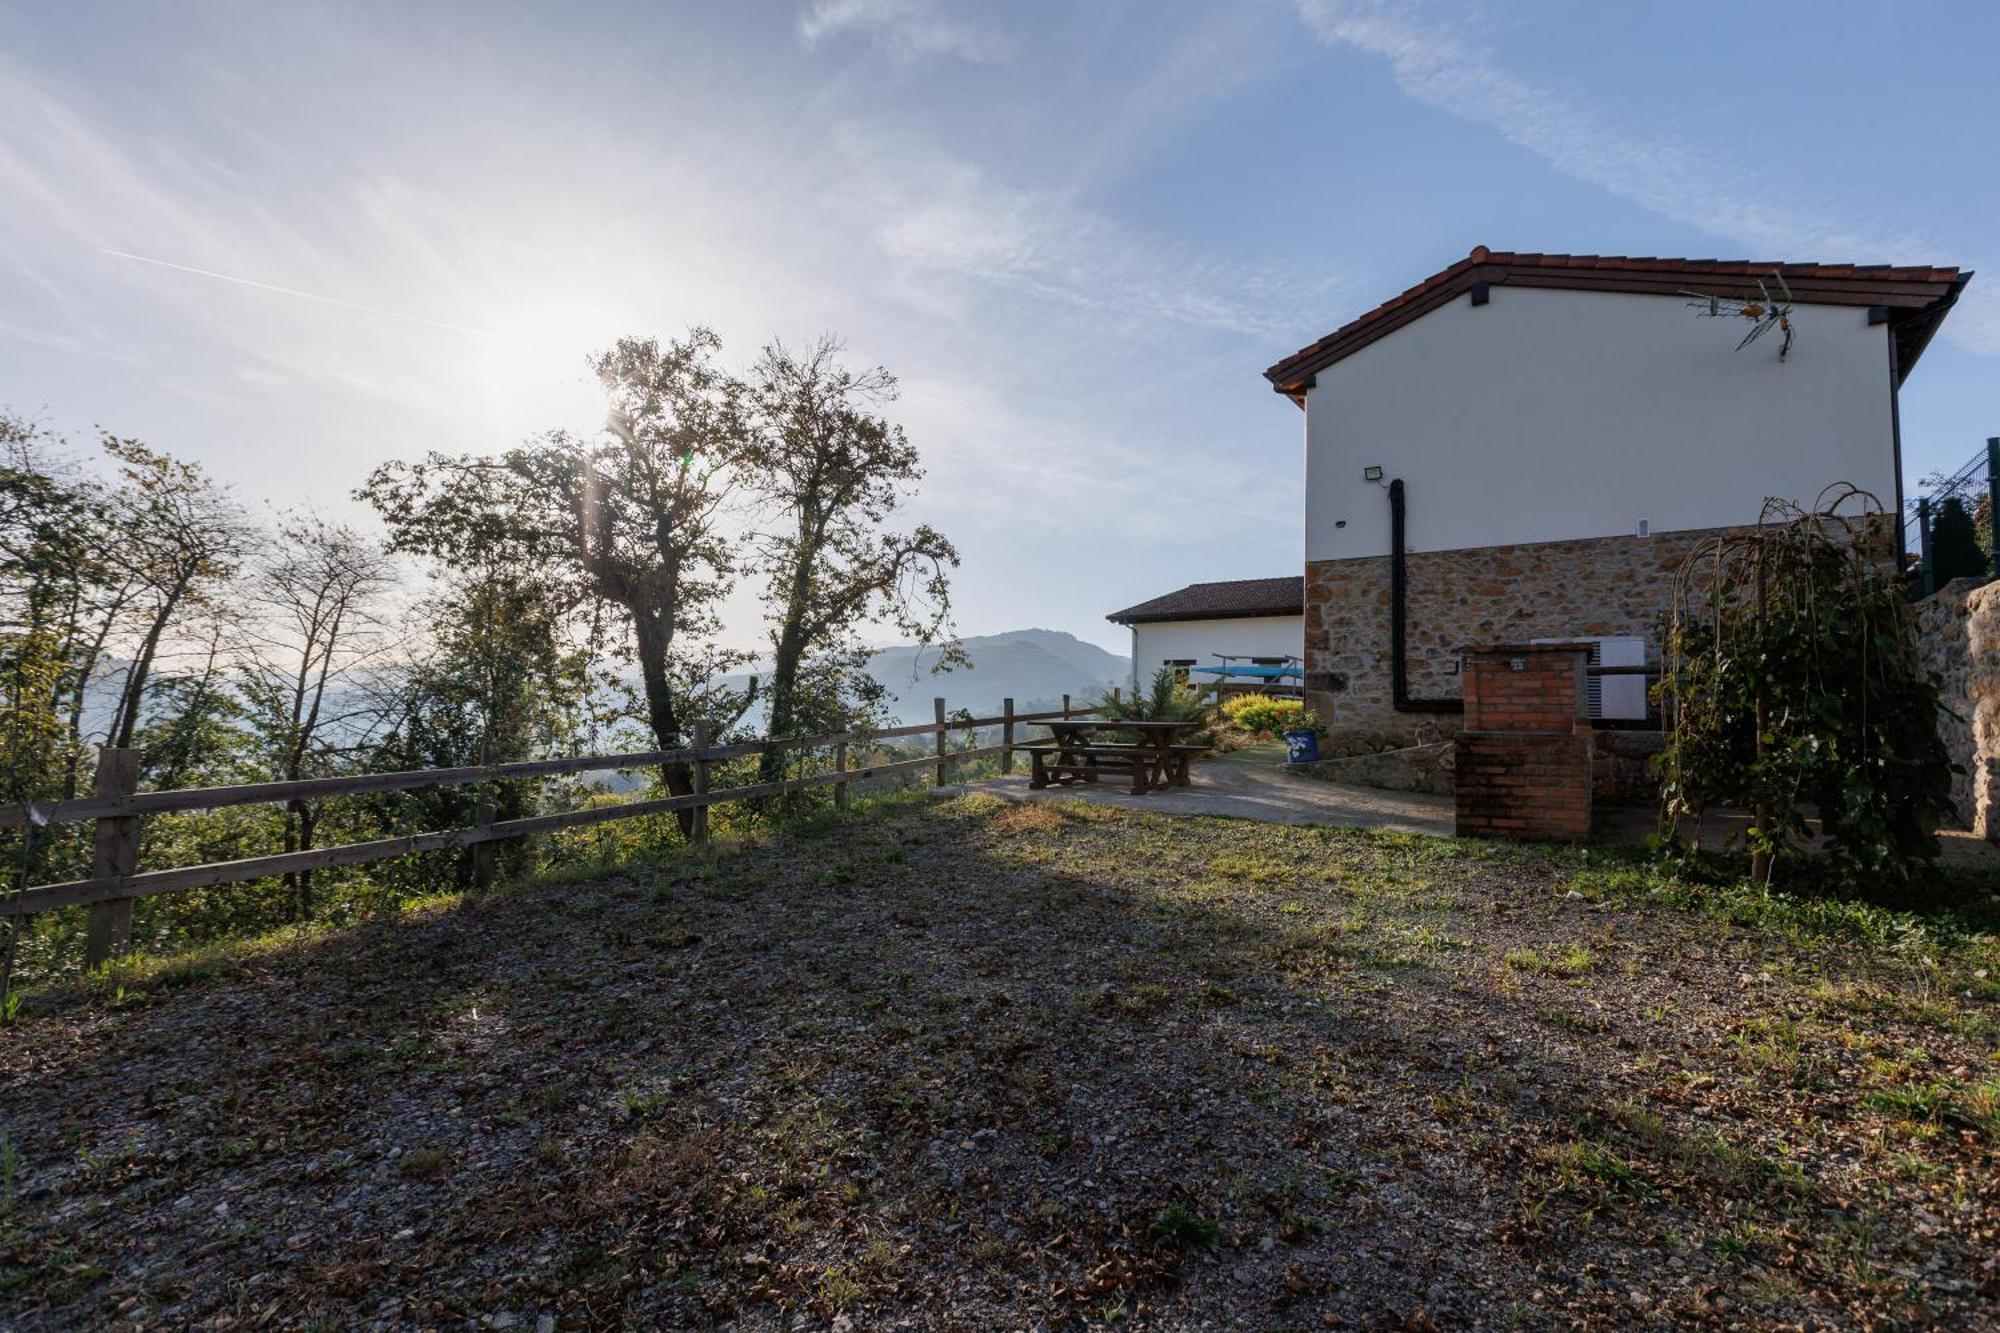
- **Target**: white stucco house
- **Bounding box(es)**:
[1107,577,1304,695]
[1254,246,1970,739]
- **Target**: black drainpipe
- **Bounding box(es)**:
[1389,478,1464,714]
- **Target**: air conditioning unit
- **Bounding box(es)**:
[1531,636,1650,721]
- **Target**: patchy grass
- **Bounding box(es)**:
[1147,1204,1222,1251]
[1502,942,1597,978]
[1,794,1996,1327]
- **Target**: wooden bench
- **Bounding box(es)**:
[1160,743,1212,787]
[1027,742,1161,794]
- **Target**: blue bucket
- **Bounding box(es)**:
[1282,729,1320,764]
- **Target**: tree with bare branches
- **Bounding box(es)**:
[238,514,397,917]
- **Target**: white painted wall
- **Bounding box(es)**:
[1131,616,1303,688]
[1302,286,1898,562]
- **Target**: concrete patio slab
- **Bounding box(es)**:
[962,742,1456,837]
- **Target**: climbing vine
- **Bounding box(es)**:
[1655,486,1956,891]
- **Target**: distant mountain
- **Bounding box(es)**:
[1004,627,1132,683]
[868,628,1130,724]
[720,628,1130,728]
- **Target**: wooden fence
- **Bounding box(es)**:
[1,694,1100,967]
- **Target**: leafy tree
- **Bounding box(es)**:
[1929,496,1987,586]
[2,422,258,986]
[382,573,592,772]
[0,417,125,804]
[1,422,79,802]
[362,330,757,833]
[0,415,97,999]
[99,438,251,752]
[1657,489,1955,891]
[364,570,594,889]
[137,615,253,790]
[747,337,959,785]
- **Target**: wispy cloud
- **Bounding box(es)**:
[836,127,1326,341]
[1292,0,1997,354]
[101,249,494,337]
[1063,4,1293,192]
[797,0,1009,64]
[0,28,1306,647]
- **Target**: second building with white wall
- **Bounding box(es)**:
[1108,577,1304,693]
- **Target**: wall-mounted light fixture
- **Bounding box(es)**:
[1363,465,1384,483]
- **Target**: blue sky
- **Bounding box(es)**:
[3,0,1995,654]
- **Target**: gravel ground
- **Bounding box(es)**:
[2,793,1996,1329]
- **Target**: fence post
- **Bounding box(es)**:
[834,737,850,810]
[1112,686,1121,706]
[691,720,711,844]
[933,697,949,788]
[1919,495,1935,596]
[1061,693,1071,719]
[1988,437,1999,580]
[470,802,496,888]
[470,742,496,889]
[84,747,140,971]
[1001,697,1015,775]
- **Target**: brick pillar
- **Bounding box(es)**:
[1453,644,1593,842]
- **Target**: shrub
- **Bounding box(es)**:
[1098,668,1210,726]
[1221,694,1313,737]
[1095,669,1214,745]
[1656,488,1956,892]
[1929,496,1987,586]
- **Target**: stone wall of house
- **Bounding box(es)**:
[1914,577,2000,836]
[1303,525,1739,743]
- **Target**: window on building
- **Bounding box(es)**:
[1163,658,1195,685]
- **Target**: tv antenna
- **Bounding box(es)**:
[1681,271,1796,360]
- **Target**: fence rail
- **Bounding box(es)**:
[2,695,1098,964]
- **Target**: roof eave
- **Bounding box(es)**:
[1264,255,1496,401]
[1107,606,1304,626]
[1889,271,1973,385]
[1265,255,1971,400]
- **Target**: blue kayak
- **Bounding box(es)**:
[1189,664,1302,680]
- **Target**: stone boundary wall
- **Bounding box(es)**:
[1291,732,1663,804]
[1293,742,1455,795]
[1913,577,2000,836]
[1304,524,1741,742]
[1593,731,1666,805]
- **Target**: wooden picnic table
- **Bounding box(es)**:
[1025,717,1208,794]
